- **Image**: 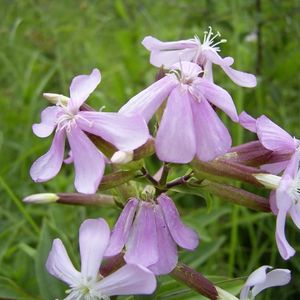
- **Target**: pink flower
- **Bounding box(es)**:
[120,61,238,163]
[46,218,156,299]
[104,194,199,275]
[142,27,256,87]
[240,265,291,300]
[30,69,149,193]
[239,111,300,174]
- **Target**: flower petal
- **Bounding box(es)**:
[142,36,198,68]
[289,204,300,229]
[77,111,149,151]
[202,49,234,67]
[46,239,81,287]
[239,111,257,133]
[158,194,199,250]
[256,115,296,154]
[119,75,177,123]
[252,269,291,298]
[30,130,66,182]
[94,264,156,296]
[191,98,232,161]
[261,161,289,175]
[124,202,158,267]
[79,218,110,280]
[221,65,257,88]
[192,78,238,122]
[67,126,105,194]
[269,191,279,215]
[69,68,101,112]
[33,106,60,138]
[275,209,295,260]
[148,205,178,275]
[105,198,139,257]
[155,86,196,163]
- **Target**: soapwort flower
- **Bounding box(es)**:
[46,218,156,300]
[104,194,199,275]
[254,150,300,259]
[120,61,238,162]
[30,69,149,193]
[142,27,256,87]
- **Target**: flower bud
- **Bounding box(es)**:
[43,93,70,106]
[23,193,59,204]
[111,150,133,164]
[253,173,281,189]
[216,287,239,300]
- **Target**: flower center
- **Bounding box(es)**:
[199,26,227,52]
[56,111,77,133]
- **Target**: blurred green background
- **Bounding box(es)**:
[1,0,300,299]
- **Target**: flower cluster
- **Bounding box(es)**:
[25,27,296,299]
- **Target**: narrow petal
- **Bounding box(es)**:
[67,126,105,194]
[240,265,271,300]
[119,75,177,123]
[105,199,139,257]
[269,191,279,215]
[252,269,291,298]
[30,130,66,182]
[148,205,178,275]
[202,49,234,67]
[221,65,257,87]
[69,68,101,111]
[192,78,238,122]
[191,98,232,161]
[289,204,300,229]
[33,106,60,138]
[155,86,196,163]
[158,194,199,250]
[275,209,295,260]
[261,161,289,175]
[142,36,197,51]
[94,264,156,296]
[239,111,257,133]
[79,219,110,280]
[256,115,296,154]
[46,239,81,287]
[124,202,158,267]
[77,111,149,151]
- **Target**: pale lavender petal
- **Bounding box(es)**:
[46,239,81,287]
[252,269,291,297]
[67,126,105,194]
[158,194,199,250]
[142,36,197,51]
[30,130,66,182]
[142,36,198,68]
[283,150,300,179]
[33,106,60,138]
[94,264,156,296]
[69,68,101,112]
[124,202,158,267]
[148,205,178,275]
[192,78,238,122]
[269,191,278,215]
[77,111,149,151]
[203,61,213,82]
[155,86,196,163]
[261,161,289,175]
[256,115,296,154]
[172,61,203,78]
[201,49,234,67]
[275,209,295,260]
[221,65,257,87]
[79,219,110,280]
[240,265,271,300]
[105,199,139,257]
[119,75,177,123]
[239,111,257,133]
[191,98,232,161]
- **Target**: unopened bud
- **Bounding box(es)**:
[43,93,70,106]
[111,150,133,164]
[23,193,59,204]
[253,173,281,189]
[216,287,239,300]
